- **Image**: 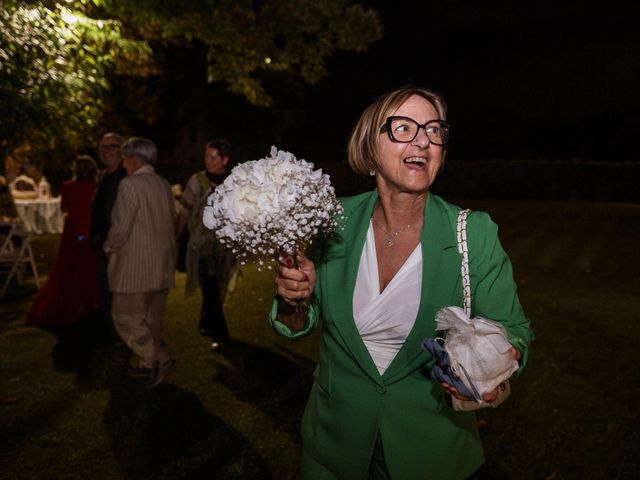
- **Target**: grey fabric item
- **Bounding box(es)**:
[422,338,479,400]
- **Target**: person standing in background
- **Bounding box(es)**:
[90,133,126,341]
[104,137,177,389]
[26,155,100,328]
[176,139,236,351]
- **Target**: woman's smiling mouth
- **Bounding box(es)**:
[403,156,427,166]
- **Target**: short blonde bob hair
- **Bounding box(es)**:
[347,86,448,176]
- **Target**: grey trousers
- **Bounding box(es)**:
[112,289,170,368]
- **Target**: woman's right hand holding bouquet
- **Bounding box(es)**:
[275,250,316,332]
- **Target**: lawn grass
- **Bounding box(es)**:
[1,200,638,479]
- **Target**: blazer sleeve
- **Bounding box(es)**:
[269,297,320,338]
[178,173,199,221]
[268,233,326,339]
[104,179,138,253]
[467,211,534,376]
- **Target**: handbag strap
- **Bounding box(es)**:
[456,209,472,317]
[452,209,514,409]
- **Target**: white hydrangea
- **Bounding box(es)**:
[203,146,344,268]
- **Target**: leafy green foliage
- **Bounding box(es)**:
[105,0,382,106]
[0,0,381,170]
[0,0,152,166]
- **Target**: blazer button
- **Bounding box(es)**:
[376,384,386,394]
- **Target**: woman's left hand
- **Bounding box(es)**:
[442,346,521,402]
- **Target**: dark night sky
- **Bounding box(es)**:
[283,1,639,163]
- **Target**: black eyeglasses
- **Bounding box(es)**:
[381,116,450,145]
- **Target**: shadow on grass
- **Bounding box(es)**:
[42,324,310,479]
[103,378,271,480]
[46,312,128,387]
[213,340,315,438]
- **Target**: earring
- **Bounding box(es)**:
[369,170,376,176]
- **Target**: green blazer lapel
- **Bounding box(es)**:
[383,194,461,383]
[322,190,383,384]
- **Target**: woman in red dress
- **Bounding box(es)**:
[26,155,100,328]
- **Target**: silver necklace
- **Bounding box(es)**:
[371,218,413,247]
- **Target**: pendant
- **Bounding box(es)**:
[385,235,395,247]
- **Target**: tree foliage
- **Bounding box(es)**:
[0,0,381,169]
[108,0,382,106]
[0,0,152,166]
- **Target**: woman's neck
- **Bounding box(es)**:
[374,191,427,230]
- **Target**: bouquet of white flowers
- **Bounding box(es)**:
[202,146,343,268]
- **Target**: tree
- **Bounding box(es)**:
[0,0,381,171]
[109,0,382,107]
[0,0,153,170]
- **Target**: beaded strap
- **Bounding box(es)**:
[456,209,472,317]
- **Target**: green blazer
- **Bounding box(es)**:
[270,190,532,480]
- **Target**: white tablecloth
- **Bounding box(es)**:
[14,197,64,234]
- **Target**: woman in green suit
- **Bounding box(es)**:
[272,86,533,479]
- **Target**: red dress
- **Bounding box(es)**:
[26,179,100,328]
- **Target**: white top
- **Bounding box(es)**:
[353,221,423,375]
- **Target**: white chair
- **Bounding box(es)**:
[0,221,40,297]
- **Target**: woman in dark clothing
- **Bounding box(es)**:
[26,155,100,328]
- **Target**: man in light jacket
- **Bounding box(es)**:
[104,137,177,389]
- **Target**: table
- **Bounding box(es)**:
[14,197,64,234]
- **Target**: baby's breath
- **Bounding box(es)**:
[203,146,343,269]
